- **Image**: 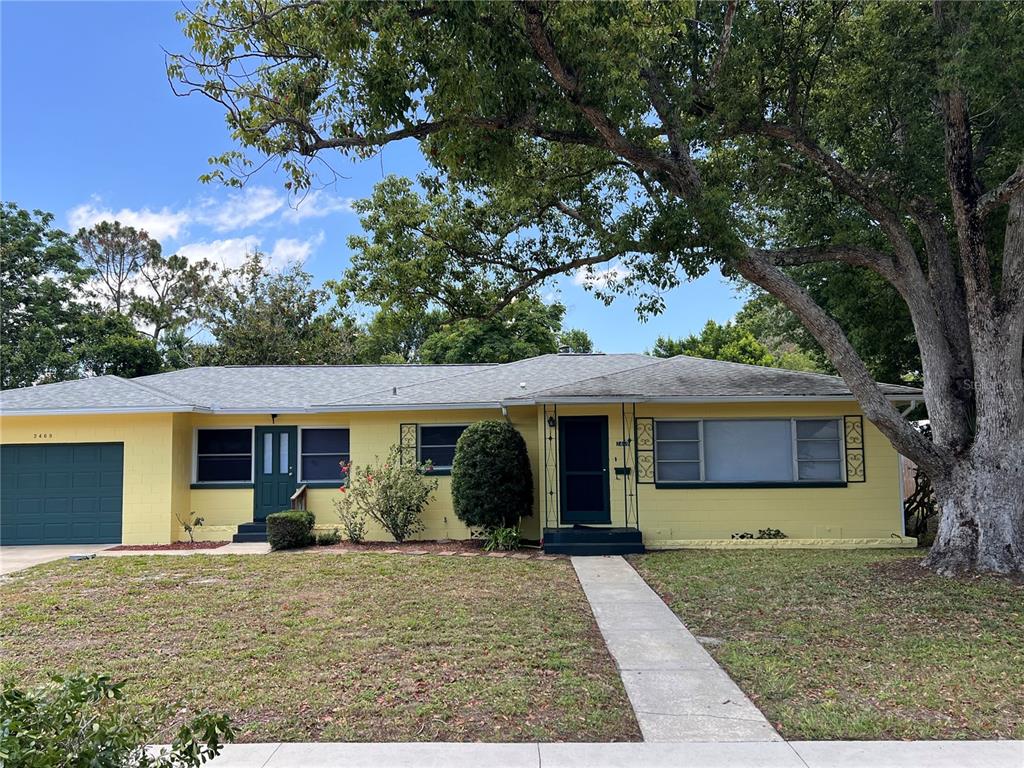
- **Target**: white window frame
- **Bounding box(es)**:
[297,425,351,484]
[653,417,846,485]
[192,426,255,485]
[417,423,470,471]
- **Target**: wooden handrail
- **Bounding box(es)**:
[290,484,308,511]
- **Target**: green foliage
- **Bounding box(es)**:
[76,310,163,378]
[557,328,594,353]
[334,448,438,543]
[419,297,566,364]
[652,320,776,367]
[203,252,359,365]
[266,510,315,550]
[334,494,368,543]
[316,527,343,546]
[175,510,205,544]
[451,420,533,530]
[0,203,88,388]
[481,526,521,552]
[0,673,233,767]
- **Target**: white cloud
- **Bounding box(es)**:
[67,199,190,242]
[281,189,355,222]
[573,261,632,289]
[177,236,261,270]
[267,232,325,269]
[176,232,323,271]
[198,186,284,231]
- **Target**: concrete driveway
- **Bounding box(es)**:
[0,544,113,575]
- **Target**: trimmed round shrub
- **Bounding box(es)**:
[451,420,533,530]
[266,510,315,550]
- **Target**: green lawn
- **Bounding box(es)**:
[631,549,1024,740]
[0,553,640,743]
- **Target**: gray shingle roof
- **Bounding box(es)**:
[0,354,921,415]
[514,355,922,401]
[0,375,193,412]
[321,353,654,408]
[131,364,492,411]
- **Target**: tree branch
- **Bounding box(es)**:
[977,160,1024,220]
[519,0,702,198]
[755,244,900,282]
[736,251,950,474]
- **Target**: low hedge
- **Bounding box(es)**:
[266,510,315,550]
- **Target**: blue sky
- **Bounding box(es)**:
[1,1,743,353]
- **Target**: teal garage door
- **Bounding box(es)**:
[1,443,123,545]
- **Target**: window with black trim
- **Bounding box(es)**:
[300,428,350,482]
[418,425,467,470]
[653,418,843,484]
[195,428,252,483]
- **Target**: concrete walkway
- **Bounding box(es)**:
[199,740,1023,767]
[571,555,780,742]
[0,544,113,575]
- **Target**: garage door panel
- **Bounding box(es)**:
[45,444,74,464]
[1,443,123,545]
[72,472,99,489]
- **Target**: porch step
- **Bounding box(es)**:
[233,521,267,543]
[543,526,645,556]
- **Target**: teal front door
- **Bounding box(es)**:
[558,416,611,525]
[254,426,297,521]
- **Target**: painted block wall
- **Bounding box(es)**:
[2,400,905,546]
[0,413,177,545]
[182,408,541,542]
[635,402,904,543]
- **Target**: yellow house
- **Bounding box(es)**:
[0,353,921,554]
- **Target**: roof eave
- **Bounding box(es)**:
[0,405,204,416]
[505,393,920,405]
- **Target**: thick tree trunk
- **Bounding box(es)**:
[924,443,1024,575]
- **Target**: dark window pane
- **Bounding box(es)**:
[302,454,346,481]
[196,456,251,482]
[656,441,700,461]
[657,461,700,481]
[797,460,842,481]
[796,420,839,439]
[420,425,466,447]
[420,445,456,468]
[303,428,349,454]
[562,420,604,471]
[564,474,605,513]
[656,421,698,441]
[197,429,251,455]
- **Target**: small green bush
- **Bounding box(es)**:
[334,447,437,543]
[334,486,368,543]
[316,527,342,546]
[267,510,315,550]
[0,674,233,767]
[482,526,521,551]
[451,420,532,531]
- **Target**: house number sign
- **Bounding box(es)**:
[32,433,55,439]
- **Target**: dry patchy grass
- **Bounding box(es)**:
[0,552,640,743]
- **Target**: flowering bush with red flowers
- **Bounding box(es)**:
[333,446,437,543]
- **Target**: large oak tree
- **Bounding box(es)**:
[172,1,1023,574]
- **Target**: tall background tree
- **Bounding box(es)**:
[174,0,1024,573]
